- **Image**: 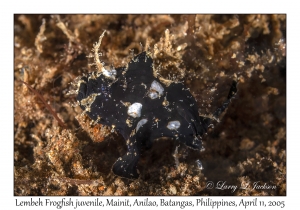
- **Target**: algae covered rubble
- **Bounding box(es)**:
[14,14,286,195]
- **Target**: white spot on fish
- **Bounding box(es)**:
[136,119,148,132]
[148,80,164,99]
[167,120,181,130]
[127,102,142,118]
[102,68,117,79]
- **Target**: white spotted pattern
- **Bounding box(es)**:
[148,80,164,99]
[127,102,142,118]
[102,68,117,80]
[136,119,148,132]
[167,120,181,130]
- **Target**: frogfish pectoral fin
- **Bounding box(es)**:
[112,139,140,179]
